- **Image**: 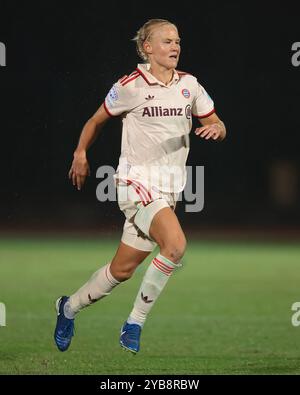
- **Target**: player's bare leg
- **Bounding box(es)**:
[54,241,150,351]
[120,207,186,353]
[149,207,186,263]
[110,242,151,282]
[65,241,150,315]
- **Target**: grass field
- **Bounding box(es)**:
[0,236,300,375]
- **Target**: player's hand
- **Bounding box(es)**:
[68,150,90,190]
[195,123,224,141]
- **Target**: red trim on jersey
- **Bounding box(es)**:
[103,101,116,117]
[177,70,191,75]
[137,67,186,85]
[119,75,128,84]
[121,71,138,80]
[192,108,216,119]
[121,73,140,86]
[135,67,159,86]
[120,71,139,85]
[177,70,192,81]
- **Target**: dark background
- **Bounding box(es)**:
[0,0,299,236]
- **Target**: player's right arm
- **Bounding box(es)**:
[69,104,110,191]
[70,76,135,190]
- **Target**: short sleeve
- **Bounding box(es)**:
[104,81,133,117]
[192,82,215,118]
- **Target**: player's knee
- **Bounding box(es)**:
[160,235,186,264]
[110,263,137,282]
[117,270,134,282]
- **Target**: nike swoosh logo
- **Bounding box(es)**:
[121,331,126,336]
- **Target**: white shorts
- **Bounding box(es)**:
[116,179,179,252]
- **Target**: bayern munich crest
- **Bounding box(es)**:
[182,88,190,98]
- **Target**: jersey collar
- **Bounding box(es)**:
[136,63,180,87]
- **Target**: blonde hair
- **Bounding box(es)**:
[132,19,177,62]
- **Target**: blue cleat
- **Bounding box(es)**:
[54,296,74,352]
[119,321,142,354]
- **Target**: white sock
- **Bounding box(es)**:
[64,263,120,318]
[127,254,177,327]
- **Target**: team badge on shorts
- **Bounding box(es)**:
[181,88,190,98]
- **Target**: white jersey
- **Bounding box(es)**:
[104,63,214,193]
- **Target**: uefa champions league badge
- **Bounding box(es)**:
[181,88,190,98]
[106,86,118,106]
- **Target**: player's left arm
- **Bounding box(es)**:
[195,113,226,141]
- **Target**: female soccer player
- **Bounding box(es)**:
[54,18,226,353]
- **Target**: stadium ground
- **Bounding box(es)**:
[0,236,300,375]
